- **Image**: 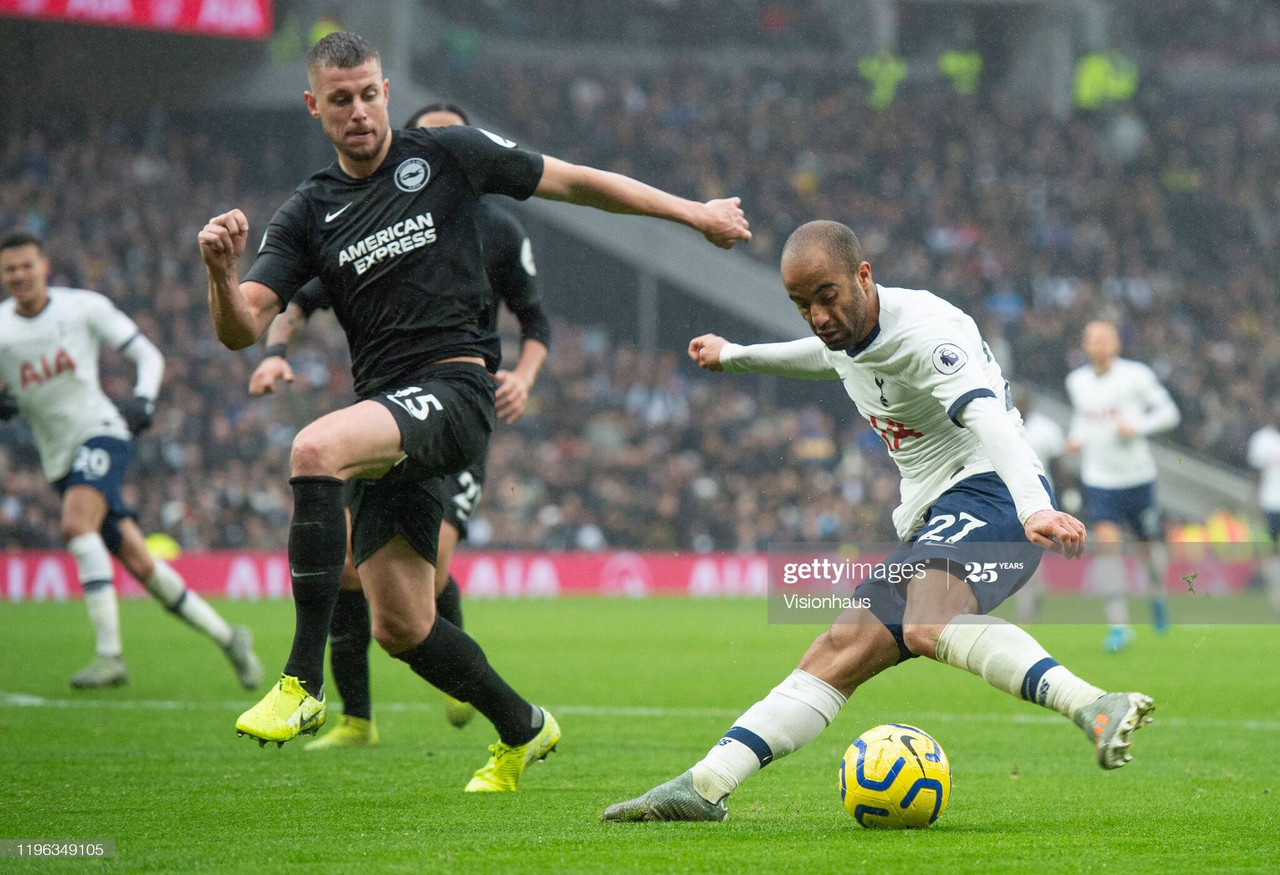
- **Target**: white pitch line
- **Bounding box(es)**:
[2,690,1278,732]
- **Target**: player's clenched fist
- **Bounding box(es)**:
[688,334,728,371]
[1024,509,1087,560]
[198,209,250,276]
[698,197,751,249]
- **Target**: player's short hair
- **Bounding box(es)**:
[0,231,43,254]
[782,220,867,276]
[305,31,380,79]
[404,102,470,128]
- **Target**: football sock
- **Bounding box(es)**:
[1144,544,1168,593]
[143,559,233,647]
[69,533,121,657]
[691,670,844,804]
[282,476,347,696]
[436,575,464,629]
[1093,553,1130,627]
[1265,555,1280,614]
[935,616,1105,718]
[394,616,537,746]
[328,588,373,720]
[83,579,123,658]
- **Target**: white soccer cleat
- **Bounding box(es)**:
[1074,692,1156,769]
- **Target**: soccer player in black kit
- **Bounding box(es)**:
[247,103,551,747]
[198,32,749,791]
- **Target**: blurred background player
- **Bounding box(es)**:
[1246,404,1280,615]
[0,232,262,689]
[1014,391,1068,621]
[246,102,551,748]
[1066,320,1180,652]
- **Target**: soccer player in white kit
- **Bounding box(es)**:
[603,222,1155,822]
[1065,321,1180,652]
[0,232,262,690]
[1246,406,1280,614]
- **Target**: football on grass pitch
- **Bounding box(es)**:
[840,723,952,828]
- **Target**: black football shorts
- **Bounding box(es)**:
[351,362,495,565]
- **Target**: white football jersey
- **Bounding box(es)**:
[722,285,1041,540]
[0,288,136,480]
[1065,358,1179,490]
[1246,425,1280,512]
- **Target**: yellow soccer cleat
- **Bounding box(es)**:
[235,675,326,748]
[304,714,379,751]
[464,708,561,792]
[443,694,477,728]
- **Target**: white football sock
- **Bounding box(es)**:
[1144,544,1168,596]
[1092,553,1130,627]
[83,581,122,657]
[68,533,121,657]
[144,559,233,648]
[1265,555,1280,614]
[691,669,845,803]
[936,615,1105,718]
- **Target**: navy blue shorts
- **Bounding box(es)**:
[1266,512,1280,544]
[854,472,1050,663]
[52,436,135,554]
[1084,482,1161,541]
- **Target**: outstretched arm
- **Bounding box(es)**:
[536,157,750,249]
[690,334,840,380]
[198,210,282,350]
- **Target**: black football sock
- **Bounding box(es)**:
[328,588,373,720]
[395,617,537,746]
[282,476,347,696]
[435,575,465,630]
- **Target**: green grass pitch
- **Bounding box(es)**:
[1,597,1276,872]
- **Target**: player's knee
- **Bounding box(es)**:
[60,515,93,542]
[901,623,941,659]
[289,430,338,477]
[371,609,434,655]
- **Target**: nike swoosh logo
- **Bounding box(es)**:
[290,569,328,578]
[325,203,352,222]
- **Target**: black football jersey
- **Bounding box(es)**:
[291,200,550,353]
[244,126,544,397]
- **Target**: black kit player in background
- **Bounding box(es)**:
[198,32,750,791]
[246,102,551,746]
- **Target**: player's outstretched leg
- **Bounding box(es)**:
[364,535,558,790]
[113,519,263,689]
[604,613,899,822]
[307,557,379,750]
[67,533,128,688]
[907,569,1155,770]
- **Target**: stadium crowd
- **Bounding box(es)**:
[0,113,899,551]
[2,55,1277,550]
[432,0,836,48]
[434,57,1280,469]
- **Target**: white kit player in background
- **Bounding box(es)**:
[1014,391,1068,621]
[0,232,262,690]
[1065,320,1180,653]
[603,221,1154,824]
[1246,405,1280,614]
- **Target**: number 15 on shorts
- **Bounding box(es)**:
[387,386,443,421]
